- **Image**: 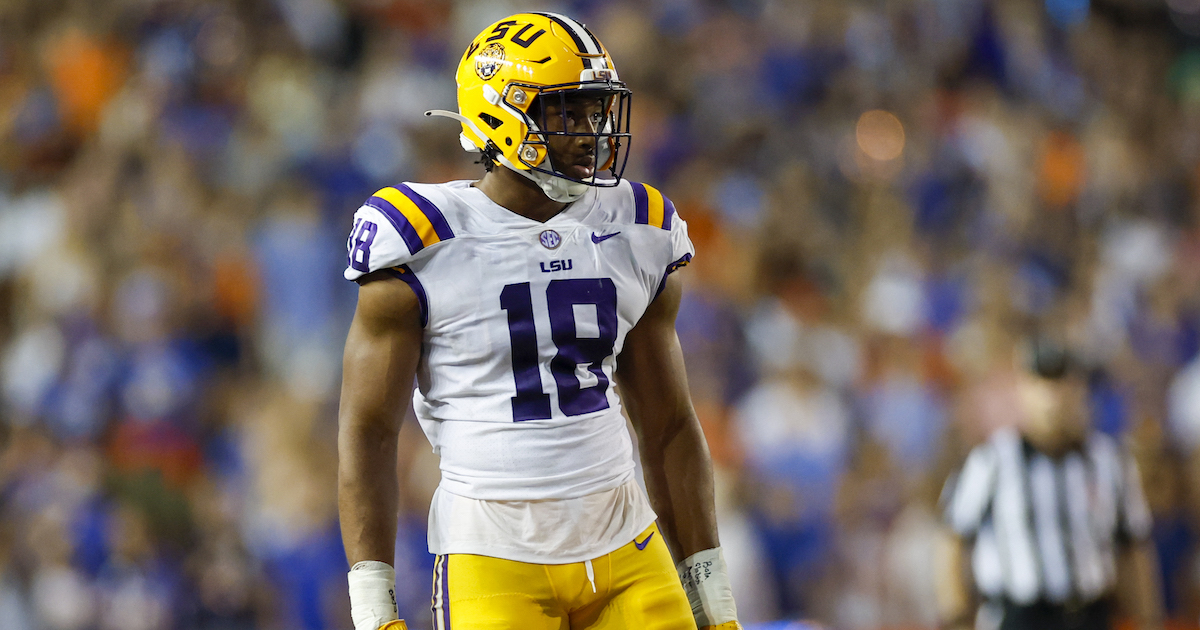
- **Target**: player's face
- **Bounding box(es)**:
[536,92,610,181]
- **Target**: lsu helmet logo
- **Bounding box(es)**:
[475,42,506,80]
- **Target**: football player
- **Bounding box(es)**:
[338,12,741,630]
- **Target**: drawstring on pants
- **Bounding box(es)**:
[584,558,596,593]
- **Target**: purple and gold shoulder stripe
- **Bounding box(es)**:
[630,182,676,230]
[364,184,455,255]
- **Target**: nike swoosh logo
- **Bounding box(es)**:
[591,231,621,243]
[634,532,655,551]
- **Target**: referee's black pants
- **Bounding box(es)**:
[998,597,1112,630]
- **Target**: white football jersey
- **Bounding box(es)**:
[344,179,694,505]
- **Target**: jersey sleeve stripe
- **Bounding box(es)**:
[384,265,429,327]
[632,182,673,230]
[375,187,439,250]
[645,186,665,229]
[371,186,454,253]
[396,183,455,242]
[654,253,693,298]
[365,197,425,254]
[631,181,649,225]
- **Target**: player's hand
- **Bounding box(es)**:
[348,561,400,630]
[677,548,739,630]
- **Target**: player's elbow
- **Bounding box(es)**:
[638,409,701,457]
[338,413,401,460]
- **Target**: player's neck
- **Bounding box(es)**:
[474,168,568,223]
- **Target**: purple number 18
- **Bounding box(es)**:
[348,218,377,272]
[500,278,618,421]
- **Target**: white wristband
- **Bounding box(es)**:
[348,561,398,630]
[676,547,738,627]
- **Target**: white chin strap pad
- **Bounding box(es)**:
[524,167,588,203]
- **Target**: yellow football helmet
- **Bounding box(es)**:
[426,12,631,202]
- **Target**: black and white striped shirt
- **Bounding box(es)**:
[943,427,1152,605]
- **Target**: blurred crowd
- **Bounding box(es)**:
[2,0,1200,629]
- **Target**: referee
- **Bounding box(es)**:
[936,338,1164,630]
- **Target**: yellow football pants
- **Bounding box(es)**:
[429,524,696,629]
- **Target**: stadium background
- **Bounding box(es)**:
[2,0,1200,628]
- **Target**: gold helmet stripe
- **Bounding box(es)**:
[533,12,601,68]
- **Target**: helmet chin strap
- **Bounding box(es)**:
[526,169,589,204]
[426,109,589,204]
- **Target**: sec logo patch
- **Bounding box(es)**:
[539,229,561,249]
[475,42,506,80]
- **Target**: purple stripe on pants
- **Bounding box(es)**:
[440,555,450,629]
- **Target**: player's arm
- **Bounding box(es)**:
[1117,541,1165,630]
[616,272,739,629]
[934,530,975,630]
[338,272,423,630]
[936,443,996,630]
[1114,453,1164,630]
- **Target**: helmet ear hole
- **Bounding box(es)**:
[478,112,503,130]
